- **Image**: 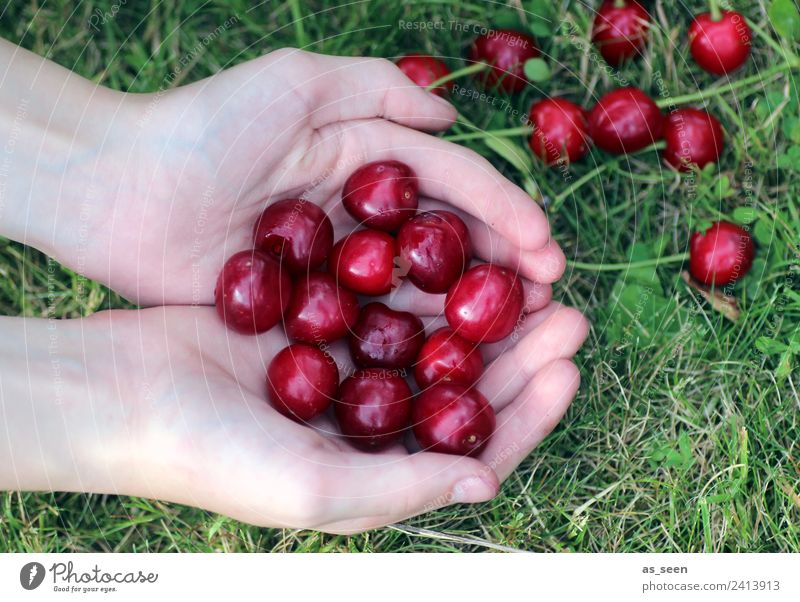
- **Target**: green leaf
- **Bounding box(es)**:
[529,20,552,38]
[753,219,773,245]
[492,10,523,31]
[523,58,551,82]
[776,351,793,381]
[769,0,800,41]
[732,206,758,224]
[756,336,789,355]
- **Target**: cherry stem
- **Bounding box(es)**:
[655,61,797,108]
[444,126,533,142]
[568,252,689,272]
[550,141,666,209]
[426,63,488,92]
[613,0,627,8]
[709,0,722,21]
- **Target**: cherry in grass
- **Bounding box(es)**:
[267,344,339,422]
[349,302,425,369]
[284,272,359,344]
[689,221,754,286]
[396,54,452,96]
[412,383,496,456]
[253,199,333,274]
[396,210,472,294]
[469,29,540,93]
[588,87,664,154]
[689,10,751,75]
[591,0,651,65]
[662,108,724,171]
[414,327,483,390]
[215,250,291,335]
[329,229,396,296]
[342,161,418,232]
[445,264,524,344]
[335,368,413,450]
[528,97,590,165]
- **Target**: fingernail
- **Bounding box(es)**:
[451,475,497,504]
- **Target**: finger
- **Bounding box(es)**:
[479,304,589,411]
[479,359,580,481]
[284,51,457,131]
[419,198,566,284]
[315,450,499,533]
[334,118,551,251]
[374,273,552,317]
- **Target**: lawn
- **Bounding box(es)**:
[0,0,798,552]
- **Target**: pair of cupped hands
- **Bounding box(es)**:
[52,49,587,534]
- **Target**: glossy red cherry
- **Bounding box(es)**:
[414,327,483,390]
[349,302,425,369]
[328,229,396,296]
[591,0,650,65]
[588,87,664,154]
[445,264,524,343]
[528,97,590,165]
[689,11,751,75]
[662,108,724,171]
[215,250,291,335]
[396,54,452,96]
[253,199,333,274]
[335,368,412,450]
[469,29,540,93]
[284,272,359,344]
[412,384,496,456]
[342,161,418,232]
[267,344,339,422]
[689,221,754,286]
[395,210,472,294]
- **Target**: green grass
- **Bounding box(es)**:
[1,0,798,552]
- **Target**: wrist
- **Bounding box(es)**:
[0,313,139,495]
[0,39,144,271]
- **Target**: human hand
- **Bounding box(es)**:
[74,300,586,534]
[48,48,565,304]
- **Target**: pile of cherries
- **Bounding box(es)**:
[215,161,523,455]
[394,2,756,287]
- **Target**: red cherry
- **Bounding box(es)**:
[348,302,425,369]
[689,11,751,75]
[412,384,496,456]
[396,210,473,293]
[215,250,291,335]
[588,87,664,154]
[414,327,483,390]
[253,199,333,274]
[689,221,754,286]
[528,97,590,165]
[662,108,724,171]
[328,229,396,296]
[396,54,452,96]
[284,272,359,344]
[469,29,540,93]
[445,264,524,343]
[342,161,419,232]
[335,368,412,450]
[267,344,339,422]
[591,0,650,65]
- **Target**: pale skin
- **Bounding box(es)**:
[0,40,588,533]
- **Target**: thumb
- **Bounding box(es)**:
[317,451,499,533]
